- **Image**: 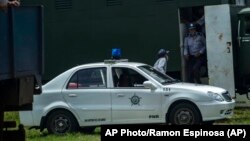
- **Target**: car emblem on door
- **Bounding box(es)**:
[129,94,141,106]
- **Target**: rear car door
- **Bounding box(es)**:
[62,67,111,126]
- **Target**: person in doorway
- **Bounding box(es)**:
[184,23,206,84]
[0,0,20,9]
[154,49,169,74]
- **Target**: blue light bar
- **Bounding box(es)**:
[111,48,121,59]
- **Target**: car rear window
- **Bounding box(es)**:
[67,67,107,89]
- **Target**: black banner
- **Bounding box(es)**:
[101,125,250,140]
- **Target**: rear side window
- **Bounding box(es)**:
[67,67,107,89]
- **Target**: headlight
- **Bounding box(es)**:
[207,91,224,102]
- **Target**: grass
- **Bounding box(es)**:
[3,107,250,140]
[26,130,100,141]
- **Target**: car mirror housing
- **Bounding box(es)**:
[143,81,157,90]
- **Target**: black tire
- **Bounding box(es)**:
[80,127,96,134]
[169,103,201,125]
[203,120,215,125]
[46,110,78,134]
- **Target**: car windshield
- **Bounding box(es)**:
[138,65,178,85]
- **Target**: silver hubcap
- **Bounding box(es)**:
[53,116,70,133]
[175,108,194,125]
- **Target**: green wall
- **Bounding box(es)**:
[22,0,229,80]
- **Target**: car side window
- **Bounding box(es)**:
[112,67,147,88]
[67,67,107,89]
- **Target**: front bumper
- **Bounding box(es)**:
[197,100,235,121]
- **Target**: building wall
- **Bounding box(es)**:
[21,0,236,80]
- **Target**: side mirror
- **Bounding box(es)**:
[143,81,157,90]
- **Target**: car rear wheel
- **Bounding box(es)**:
[169,103,201,125]
[46,110,78,134]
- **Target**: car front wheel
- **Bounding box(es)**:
[169,103,201,125]
[46,110,78,134]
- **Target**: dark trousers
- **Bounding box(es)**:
[186,55,204,84]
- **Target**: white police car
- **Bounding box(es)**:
[19,59,235,134]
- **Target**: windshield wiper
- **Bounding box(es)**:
[173,79,181,82]
[162,80,174,84]
[162,79,180,84]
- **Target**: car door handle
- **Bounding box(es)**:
[116,94,125,97]
[68,94,77,97]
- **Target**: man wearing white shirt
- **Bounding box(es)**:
[154,49,169,74]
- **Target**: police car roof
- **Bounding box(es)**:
[75,60,147,68]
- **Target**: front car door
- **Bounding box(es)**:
[111,67,162,124]
[62,67,111,126]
